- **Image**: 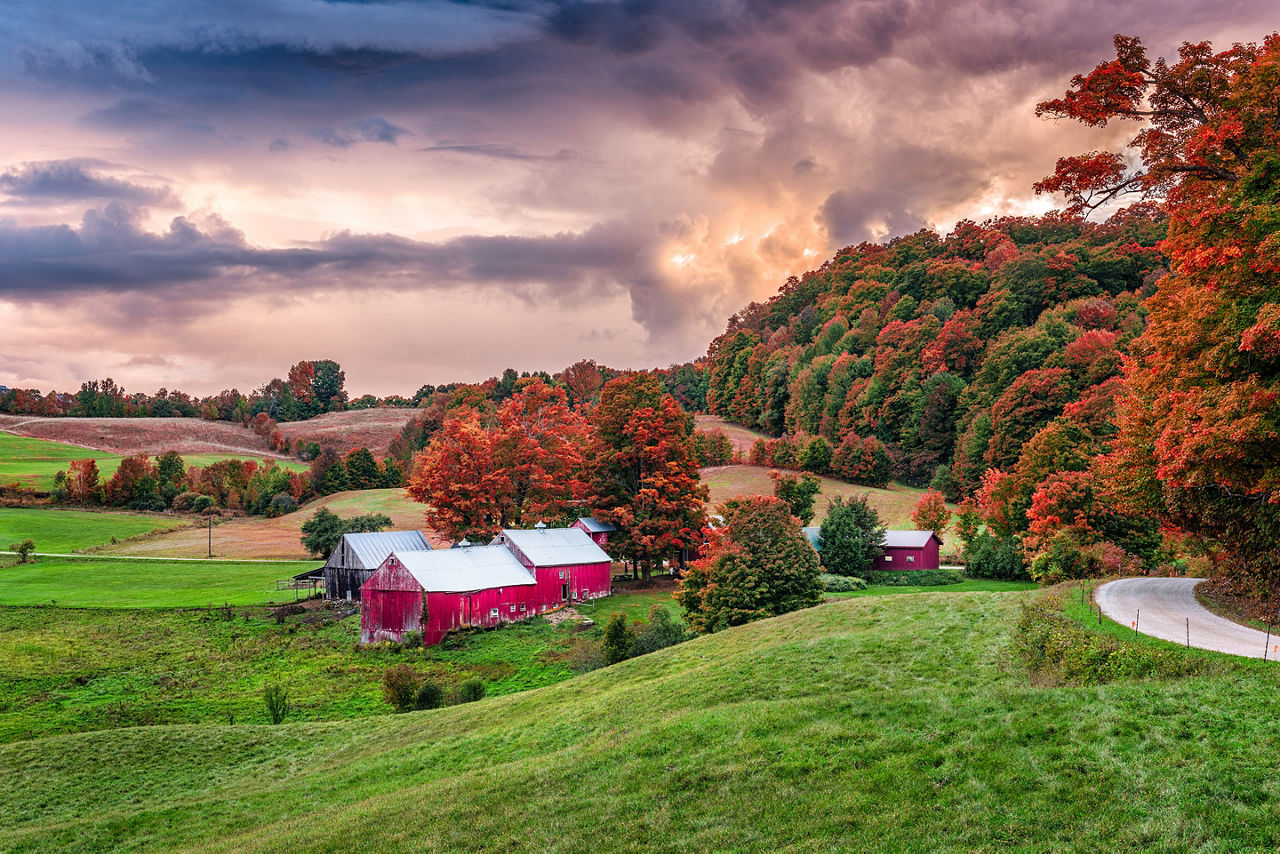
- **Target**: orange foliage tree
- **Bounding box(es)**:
[1038,32,1280,594]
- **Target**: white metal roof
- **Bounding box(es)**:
[882,530,937,549]
[802,526,820,549]
[391,546,535,592]
[576,516,616,533]
[496,526,612,567]
[326,530,432,570]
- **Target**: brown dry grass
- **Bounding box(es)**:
[0,414,285,458]
[701,464,934,528]
[95,488,435,560]
[693,415,770,454]
[273,408,419,455]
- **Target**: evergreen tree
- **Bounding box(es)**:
[818,496,885,577]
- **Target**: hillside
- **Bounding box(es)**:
[272,408,420,455]
[0,415,287,459]
[3,590,1275,851]
[93,488,430,559]
[702,464,930,528]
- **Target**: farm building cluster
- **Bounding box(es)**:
[317,515,940,647]
[314,518,616,646]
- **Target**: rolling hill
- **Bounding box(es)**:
[1,590,1273,852]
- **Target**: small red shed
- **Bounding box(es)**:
[572,516,616,545]
[878,530,942,570]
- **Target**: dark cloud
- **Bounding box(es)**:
[0,159,179,206]
[0,202,643,300]
[418,143,578,162]
[308,117,409,147]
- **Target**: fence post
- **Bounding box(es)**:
[1135,609,1140,632]
[1266,624,1272,662]
[1186,617,1190,648]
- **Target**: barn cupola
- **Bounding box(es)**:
[459,538,471,548]
[535,521,547,532]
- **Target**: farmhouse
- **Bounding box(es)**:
[360,523,612,645]
[323,530,433,602]
[802,527,942,571]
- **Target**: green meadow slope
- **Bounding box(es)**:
[3,591,1278,852]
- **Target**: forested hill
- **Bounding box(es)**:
[705,211,1170,577]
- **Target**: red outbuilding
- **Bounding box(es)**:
[360,524,613,646]
[572,516,616,545]
[878,530,942,570]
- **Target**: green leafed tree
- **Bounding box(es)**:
[676,496,823,634]
[771,470,821,525]
[818,496,885,577]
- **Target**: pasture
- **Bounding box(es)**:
[4,588,1278,852]
[0,556,319,608]
[96,488,428,559]
[0,507,187,552]
[701,463,936,528]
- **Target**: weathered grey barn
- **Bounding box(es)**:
[323,530,432,601]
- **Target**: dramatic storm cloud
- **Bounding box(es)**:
[0,0,1273,395]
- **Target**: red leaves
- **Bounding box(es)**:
[1032,152,1130,216]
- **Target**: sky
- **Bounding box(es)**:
[0,1,1274,398]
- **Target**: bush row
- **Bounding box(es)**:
[382,665,487,712]
[862,569,963,586]
[820,573,867,592]
[1012,592,1205,684]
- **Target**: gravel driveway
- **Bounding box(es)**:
[1095,577,1278,660]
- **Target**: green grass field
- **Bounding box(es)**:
[0,507,187,552]
[0,431,305,491]
[4,585,1278,852]
[0,556,319,607]
[828,578,1037,598]
[0,432,123,489]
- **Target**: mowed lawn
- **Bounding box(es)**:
[702,463,936,527]
[0,556,320,607]
[0,507,187,553]
[4,589,1279,852]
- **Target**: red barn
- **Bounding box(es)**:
[360,524,613,646]
[572,516,616,545]
[878,530,942,570]
[360,544,538,645]
[491,524,612,604]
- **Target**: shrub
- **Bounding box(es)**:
[1029,531,1104,584]
[602,612,633,665]
[415,680,444,710]
[263,683,289,724]
[820,573,867,592]
[631,605,688,656]
[170,491,203,513]
[456,678,486,704]
[771,470,821,525]
[382,664,421,712]
[401,631,422,650]
[1013,592,1205,684]
[862,569,963,586]
[565,637,604,673]
[8,539,35,564]
[268,493,299,517]
[967,531,1030,580]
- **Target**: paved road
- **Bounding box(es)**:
[1096,577,1277,660]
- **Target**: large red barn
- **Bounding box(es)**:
[360,524,613,646]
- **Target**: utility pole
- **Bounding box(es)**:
[207,510,213,559]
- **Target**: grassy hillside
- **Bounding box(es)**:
[95,488,427,559]
[0,430,305,491]
[0,432,124,489]
[702,463,934,528]
[0,556,319,607]
[0,507,186,552]
[4,589,1277,852]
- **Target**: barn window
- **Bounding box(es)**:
[558,570,565,579]
[489,608,499,618]
[520,603,527,612]
[906,556,915,563]
[509,603,516,613]
[884,555,893,562]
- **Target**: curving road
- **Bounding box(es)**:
[1095,577,1278,660]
